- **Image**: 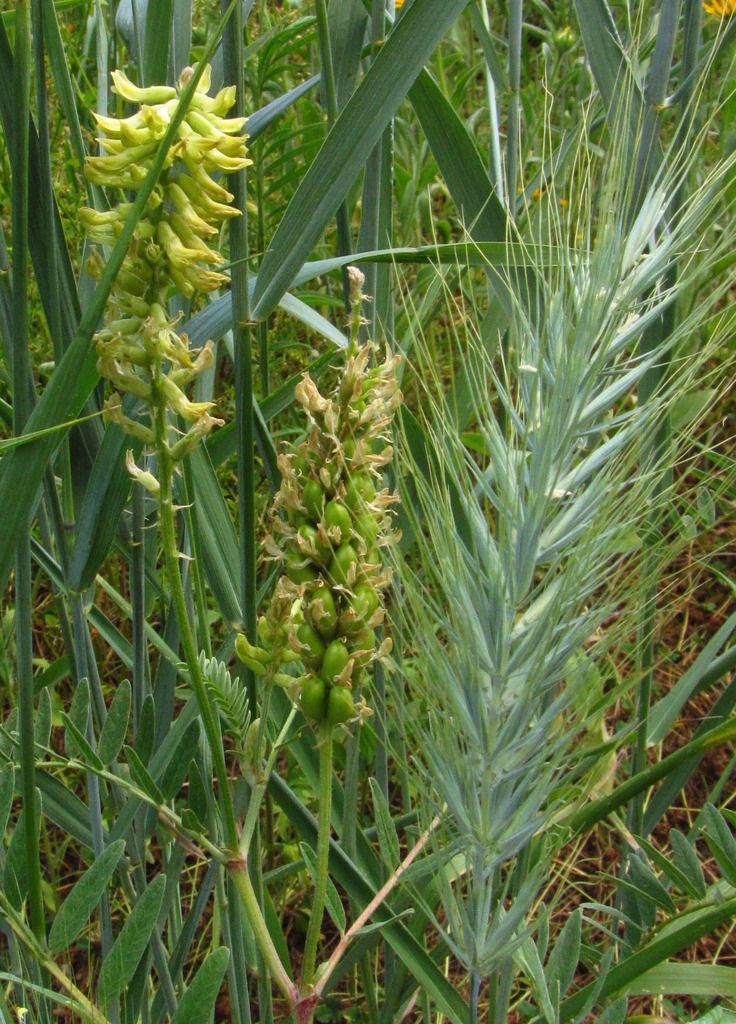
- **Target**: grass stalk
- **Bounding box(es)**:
[301,725,334,991]
[155,431,238,849]
[315,0,352,309]
[221,6,276,1019]
[131,479,149,729]
[11,0,44,944]
[506,0,523,214]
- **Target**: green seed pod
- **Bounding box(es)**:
[285,545,320,584]
[302,478,324,521]
[344,473,376,511]
[321,639,350,682]
[297,523,330,563]
[320,461,341,492]
[301,676,327,721]
[342,437,357,461]
[354,511,380,545]
[349,630,375,670]
[292,454,310,478]
[364,546,381,567]
[324,500,352,544]
[327,686,355,725]
[328,542,359,588]
[340,583,379,632]
[308,585,338,639]
[296,622,326,666]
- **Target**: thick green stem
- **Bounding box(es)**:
[229,864,296,1005]
[155,428,238,850]
[301,724,334,989]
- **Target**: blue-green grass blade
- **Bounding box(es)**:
[67,424,140,592]
[647,608,736,744]
[189,445,242,627]
[0,18,81,349]
[170,0,191,81]
[560,896,736,1020]
[188,242,554,354]
[41,1,88,184]
[0,409,105,453]
[252,0,471,319]
[408,70,507,244]
[143,0,173,85]
[329,0,367,108]
[572,0,643,150]
[247,74,320,140]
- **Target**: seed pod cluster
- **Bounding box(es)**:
[252,297,401,728]
[80,65,250,465]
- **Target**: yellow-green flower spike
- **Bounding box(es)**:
[81,63,249,472]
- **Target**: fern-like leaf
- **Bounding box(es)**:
[199,653,251,748]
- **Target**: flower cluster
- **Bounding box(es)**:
[81,65,250,463]
[704,0,736,15]
[237,271,401,728]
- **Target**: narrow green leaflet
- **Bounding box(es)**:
[159,719,200,800]
[123,745,165,805]
[300,842,346,935]
[48,840,126,954]
[97,874,167,1007]
[368,778,400,871]
[170,948,230,1024]
[97,681,132,767]
[545,909,581,1001]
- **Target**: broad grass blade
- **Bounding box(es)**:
[560,896,736,1019]
[143,0,173,85]
[252,0,470,319]
[189,446,242,626]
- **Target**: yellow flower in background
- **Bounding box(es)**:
[704,0,736,15]
[395,0,405,7]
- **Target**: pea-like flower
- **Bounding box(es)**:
[81,64,250,466]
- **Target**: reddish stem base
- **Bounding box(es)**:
[294,993,319,1024]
